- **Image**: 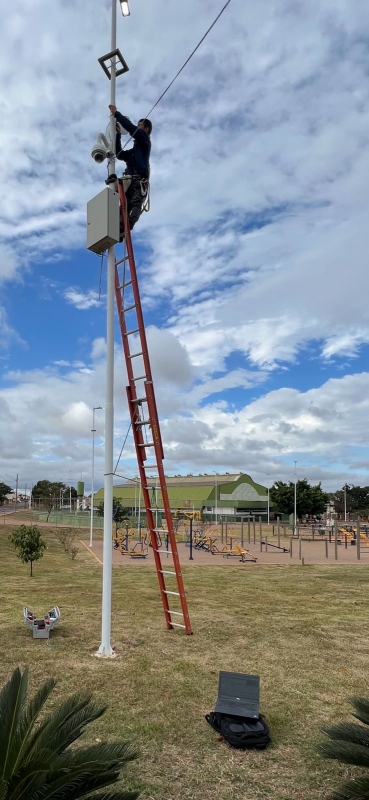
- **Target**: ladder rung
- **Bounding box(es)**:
[116,255,130,266]
[123,303,136,313]
[131,396,147,403]
[132,374,147,381]
[168,610,184,616]
[170,622,186,629]
[138,442,155,447]
[155,549,171,554]
[125,328,140,336]
[117,280,132,289]
[159,570,176,576]
[128,351,143,360]
[135,419,150,426]
[163,590,180,596]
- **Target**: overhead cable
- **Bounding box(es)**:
[120,0,233,150]
[145,0,233,118]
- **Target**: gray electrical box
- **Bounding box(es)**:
[87,187,120,254]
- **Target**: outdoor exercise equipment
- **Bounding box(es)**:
[207,537,257,563]
[173,508,202,522]
[23,606,60,640]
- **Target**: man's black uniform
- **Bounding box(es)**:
[114,112,151,230]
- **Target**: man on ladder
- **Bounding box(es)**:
[108,104,151,232]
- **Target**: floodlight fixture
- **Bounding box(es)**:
[120,0,130,17]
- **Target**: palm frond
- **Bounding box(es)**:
[0,779,7,800]
[318,740,369,768]
[26,694,107,757]
[8,678,56,776]
[350,698,369,727]
[55,742,138,772]
[322,722,369,748]
[330,776,369,799]
[0,668,29,781]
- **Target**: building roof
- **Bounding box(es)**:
[115,472,243,488]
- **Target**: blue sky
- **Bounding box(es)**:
[1,0,369,495]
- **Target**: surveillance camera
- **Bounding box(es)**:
[91,144,107,163]
[91,133,114,164]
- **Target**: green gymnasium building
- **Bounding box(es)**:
[94,472,270,518]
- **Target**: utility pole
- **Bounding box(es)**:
[86,0,131,656]
[90,406,103,547]
[213,472,218,524]
[294,461,297,535]
[99,0,120,658]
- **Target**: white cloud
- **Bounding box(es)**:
[1,0,369,487]
[64,289,101,310]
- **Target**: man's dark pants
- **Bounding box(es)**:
[126,178,144,229]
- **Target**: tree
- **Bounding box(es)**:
[97,498,131,529]
[270,479,329,518]
[331,485,369,516]
[318,696,369,799]
[32,480,77,508]
[9,525,46,577]
[0,666,139,800]
[0,482,12,505]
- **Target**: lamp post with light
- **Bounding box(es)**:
[98,0,130,658]
[90,406,103,547]
[5,473,19,511]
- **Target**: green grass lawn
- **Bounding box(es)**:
[1,524,368,799]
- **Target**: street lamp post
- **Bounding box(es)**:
[213,472,218,524]
[265,473,271,525]
[294,460,297,535]
[6,473,18,511]
[90,406,103,547]
[98,0,121,658]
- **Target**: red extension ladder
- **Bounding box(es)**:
[114,179,192,635]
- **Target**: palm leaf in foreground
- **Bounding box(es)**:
[0,668,139,800]
[319,697,369,800]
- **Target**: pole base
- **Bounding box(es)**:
[94,645,118,659]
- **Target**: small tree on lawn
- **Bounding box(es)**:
[97,498,131,531]
[318,696,369,799]
[9,525,46,577]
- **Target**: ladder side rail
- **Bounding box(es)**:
[117,183,153,383]
[117,180,192,635]
[117,209,165,458]
[115,268,148,457]
[127,389,173,630]
[145,389,192,634]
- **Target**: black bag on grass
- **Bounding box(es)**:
[205,711,270,749]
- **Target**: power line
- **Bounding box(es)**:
[146,0,233,119]
[120,0,232,150]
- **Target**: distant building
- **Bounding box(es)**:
[94,472,269,517]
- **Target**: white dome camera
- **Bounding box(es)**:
[91,133,114,164]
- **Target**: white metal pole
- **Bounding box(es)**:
[99,0,117,658]
[90,409,96,547]
[267,485,270,525]
[344,484,347,522]
[294,460,297,534]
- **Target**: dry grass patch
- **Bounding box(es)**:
[1,525,368,799]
